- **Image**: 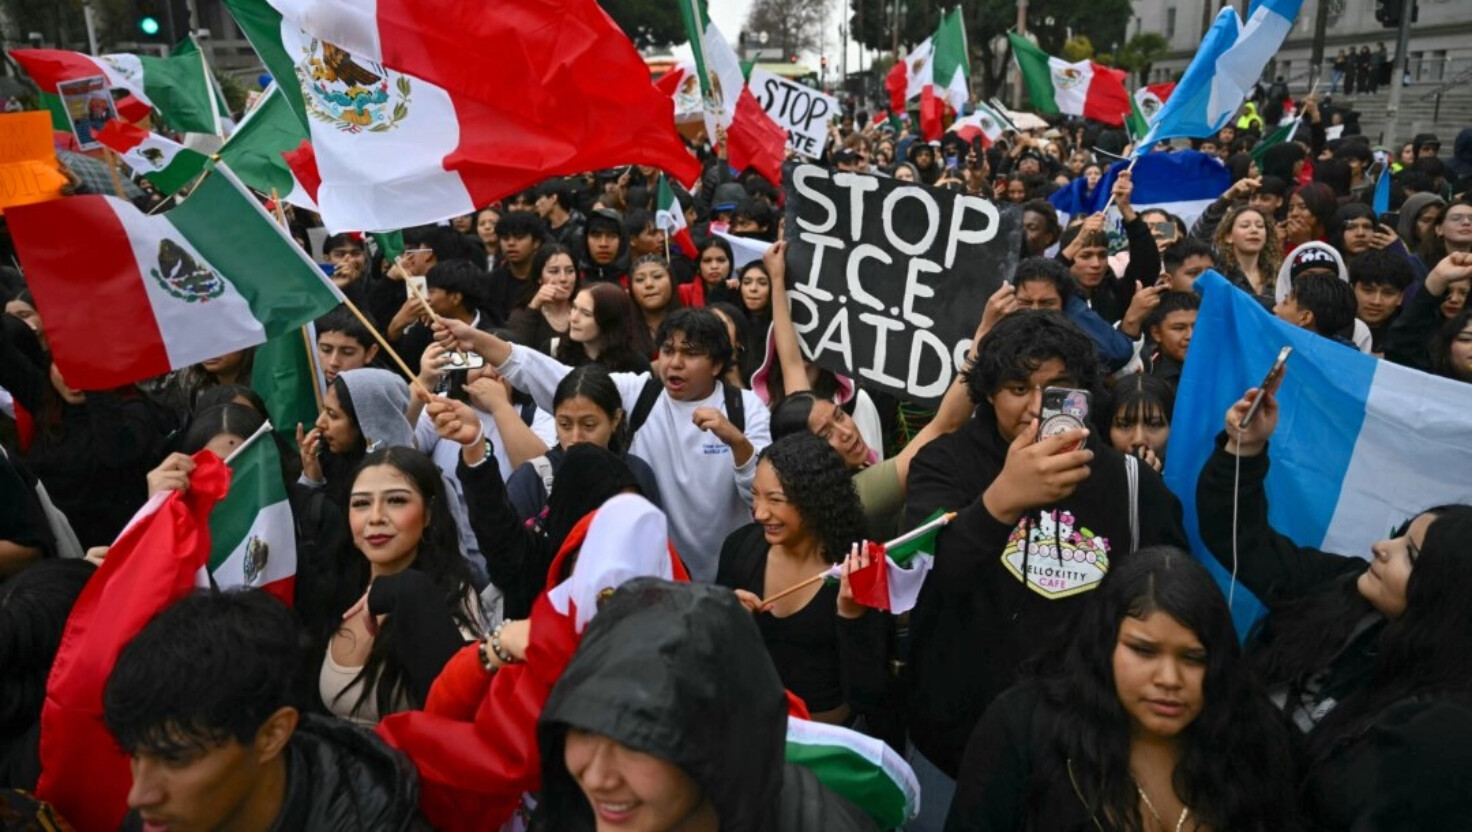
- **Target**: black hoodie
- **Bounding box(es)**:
[537,579,877,832]
[902,407,1187,776]
[578,210,631,286]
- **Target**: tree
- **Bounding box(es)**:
[0,0,87,49]
[746,0,826,59]
[1061,35,1093,62]
[597,0,687,51]
[1114,32,1169,85]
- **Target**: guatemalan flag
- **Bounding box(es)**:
[1136,0,1304,152]
[1164,272,1472,632]
[1049,149,1231,228]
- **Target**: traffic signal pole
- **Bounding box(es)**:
[1382,1,1415,145]
[83,0,99,54]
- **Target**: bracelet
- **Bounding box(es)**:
[490,619,516,664]
[477,637,496,674]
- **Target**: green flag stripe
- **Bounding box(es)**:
[678,0,712,98]
[218,85,309,197]
[251,327,321,444]
[142,150,210,195]
[1007,32,1058,114]
[209,430,290,569]
[221,0,310,129]
[167,166,341,336]
[933,8,968,91]
[138,51,218,134]
[784,741,910,829]
[39,91,71,132]
[888,509,947,564]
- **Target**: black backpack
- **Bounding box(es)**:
[626,377,745,440]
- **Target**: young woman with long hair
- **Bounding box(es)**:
[556,281,652,374]
[736,261,774,383]
[948,547,1298,831]
[628,255,681,351]
[320,446,483,726]
[1214,204,1283,299]
[1198,385,1472,827]
[716,432,885,726]
[680,237,738,308]
[1106,373,1175,474]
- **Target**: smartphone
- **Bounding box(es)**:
[945,154,960,169]
[1239,346,1292,429]
[1377,212,1399,231]
[1038,387,1092,452]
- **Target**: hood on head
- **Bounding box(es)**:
[1397,192,1446,242]
[579,208,630,275]
[338,368,413,451]
[538,579,787,832]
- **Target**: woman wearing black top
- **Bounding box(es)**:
[716,433,886,725]
[1197,386,1472,828]
[948,548,1297,831]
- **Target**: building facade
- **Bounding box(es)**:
[1130,0,1472,89]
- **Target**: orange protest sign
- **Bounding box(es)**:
[0,111,68,212]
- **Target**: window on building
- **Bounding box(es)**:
[1166,7,1177,40]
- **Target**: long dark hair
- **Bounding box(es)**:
[336,447,479,719]
[556,282,650,371]
[1034,547,1298,831]
[1302,507,1472,762]
[758,433,865,563]
[523,243,579,310]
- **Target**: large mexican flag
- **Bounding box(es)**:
[1007,33,1131,127]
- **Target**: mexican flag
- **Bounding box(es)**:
[12,47,222,135]
[950,100,1016,146]
[1007,33,1130,126]
[1126,82,1177,141]
[251,322,325,444]
[677,0,787,185]
[5,163,343,391]
[224,0,701,231]
[903,9,969,113]
[207,422,297,602]
[217,83,317,209]
[1250,116,1301,164]
[786,717,920,830]
[35,451,231,832]
[94,120,209,195]
[846,511,951,613]
[654,174,697,258]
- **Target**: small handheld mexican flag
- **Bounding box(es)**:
[654,175,697,259]
[846,510,952,613]
[786,717,920,829]
[94,120,208,196]
[5,161,343,391]
[217,83,317,210]
[206,422,297,602]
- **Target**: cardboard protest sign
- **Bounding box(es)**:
[749,69,838,158]
[782,164,1021,405]
[57,76,117,150]
[0,112,68,211]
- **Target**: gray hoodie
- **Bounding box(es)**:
[338,368,413,451]
[1397,192,1446,249]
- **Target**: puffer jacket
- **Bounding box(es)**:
[121,715,427,831]
[536,578,877,831]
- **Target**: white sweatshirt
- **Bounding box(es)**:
[497,345,770,582]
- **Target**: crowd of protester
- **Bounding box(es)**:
[1,64,1471,831]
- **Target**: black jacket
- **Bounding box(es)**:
[121,715,428,831]
[537,579,877,831]
[903,408,1187,776]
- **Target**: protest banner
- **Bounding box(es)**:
[748,68,838,158]
[782,164,1021,406]
[57,76,117,150]
[0,111,69,211]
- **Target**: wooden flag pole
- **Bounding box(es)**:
[103,149,129,199]
[759,512,956,607]
[300,325,326,412]
[1099,155,1140,216]
[338,295,434,401]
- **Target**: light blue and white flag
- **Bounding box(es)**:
[1164,271,1472,632]
[1049,149,1232,227]
[1372,163,1392,217]
[1137,0,1304,153]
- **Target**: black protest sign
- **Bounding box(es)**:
[781,164,1021,406]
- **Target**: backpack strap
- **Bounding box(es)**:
[722,382,745,434]
[530,455,556,496]
[1125,452,1140,553]
[627,376,664,439]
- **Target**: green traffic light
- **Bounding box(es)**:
[139,16,160,36]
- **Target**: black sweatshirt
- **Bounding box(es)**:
[902,409,1187,776]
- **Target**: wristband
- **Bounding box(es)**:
[490,619,516,664]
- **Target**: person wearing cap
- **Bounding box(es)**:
[1413,133,1441,161]
[906,141,941,184]
[833,147,861,172]
[577,208,631,287]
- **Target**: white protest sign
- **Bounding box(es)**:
[748,68,839,159]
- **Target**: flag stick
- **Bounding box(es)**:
[759,511,956,607]
[1099,156,1140,215]
[403,269,440,322]
[300,325,325,413]
[339,294,433,400]
[223,420,275,465]
[103,148,129,199]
